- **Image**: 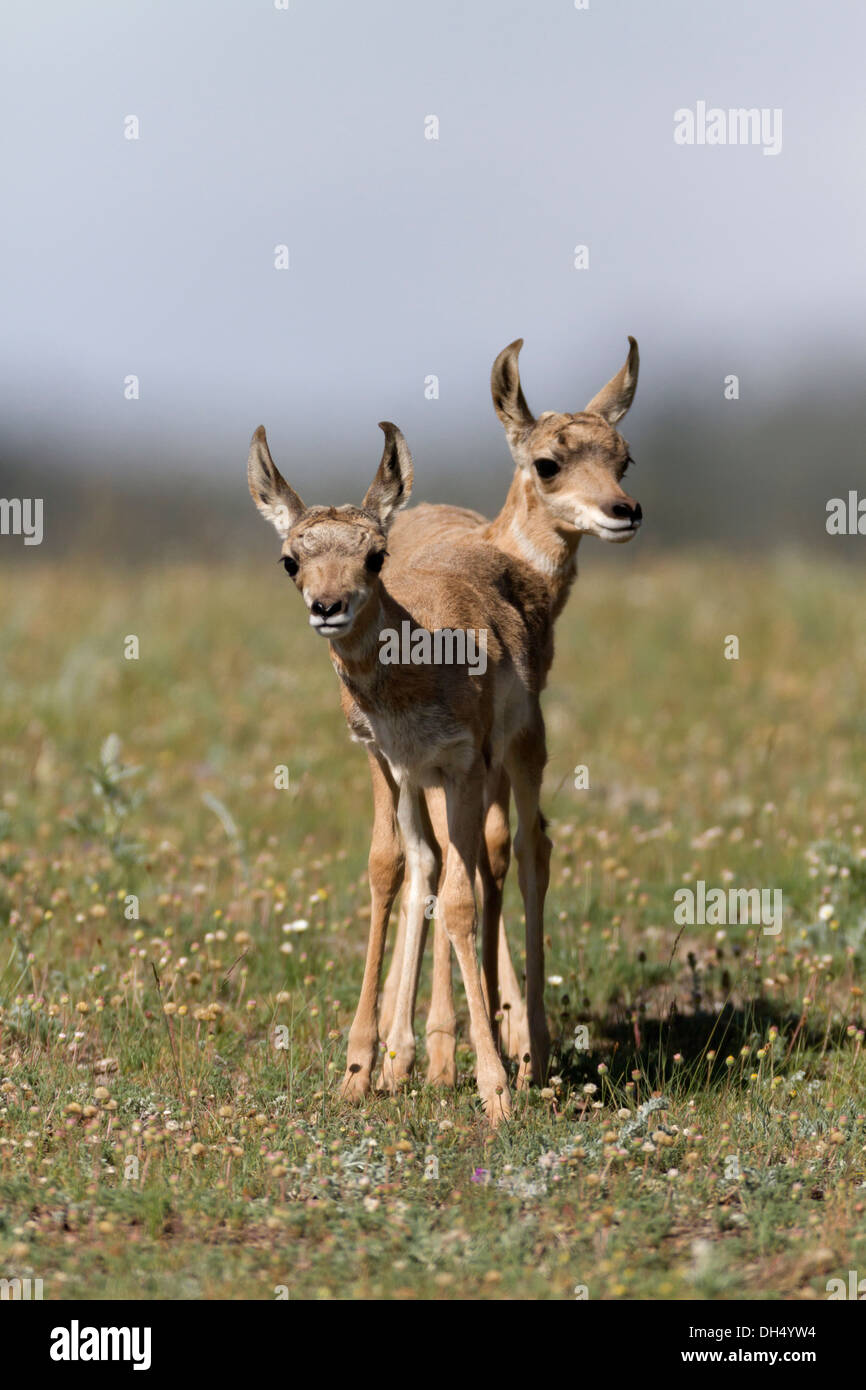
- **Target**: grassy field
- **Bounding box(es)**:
[1,552,865,1301]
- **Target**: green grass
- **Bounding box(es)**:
[1,553,865,1300]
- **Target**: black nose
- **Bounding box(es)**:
[311,599,344,619]
[612,501,642,522]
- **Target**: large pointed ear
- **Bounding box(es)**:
[490,338,535,445]
[584,336,639,426]
[247,426,306,538]
[362,422,414,531]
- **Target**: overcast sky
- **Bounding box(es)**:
[2,0,864,498]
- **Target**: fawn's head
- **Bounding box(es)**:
[490,337,642,543]
[247,421,414,638]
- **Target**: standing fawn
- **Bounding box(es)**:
[380,337,641,1086]
[247,420,554,1122]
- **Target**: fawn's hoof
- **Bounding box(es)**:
[426,1034,457,1087]
[378,1048,415,1093]
[340,1065,372,1103]
[481,1084,512,1128]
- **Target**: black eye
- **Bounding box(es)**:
[623,453,635,471]
[366,550,386,574]
[281,555,299,577]
[533,458,560,480]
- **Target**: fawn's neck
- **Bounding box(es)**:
[328,589,398,702]
[483,470,581,618]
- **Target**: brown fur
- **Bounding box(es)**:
[247,420,558,1121]
[380,337,642,1081]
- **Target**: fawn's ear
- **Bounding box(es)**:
[247,427,306,538]
[490,338,535,446]
[362,422,414,531]
[584,336,639,426]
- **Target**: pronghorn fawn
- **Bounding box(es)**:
[247,420,553,1123]
[380,336,641,1086]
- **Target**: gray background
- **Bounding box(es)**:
[1,0,864,557]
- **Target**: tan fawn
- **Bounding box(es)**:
[379,336,641,1087]
[246,420,555,1122]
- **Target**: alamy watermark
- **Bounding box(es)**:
[826,491,866,535]
[0,498,43,545]
[49,1321,151,1370]
[674,880,782,935]
[674,102,782,156]
[379,620,487,675]
[826,1270,866,1299]
[1,1276,43,1299]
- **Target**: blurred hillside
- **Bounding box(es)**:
[1,367,863,564]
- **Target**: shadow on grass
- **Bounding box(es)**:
[547,997,855,1095]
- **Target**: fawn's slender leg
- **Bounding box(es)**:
[478,768,510,1040]
[507,723,552,1089]
[425,910,457,1085]
[378,894,406,1042]
[483,770,530,1064]
[380,782,439,1090]
[425,772,511,1125]
[478,772,532,1066]
[426,767,530,1081]
[424,780,457,1085]
[497,915,530,1064]
[342,752,404,1101]
[425,769,505,1085]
